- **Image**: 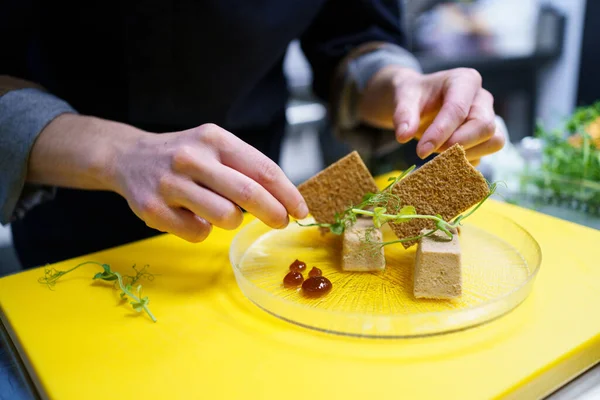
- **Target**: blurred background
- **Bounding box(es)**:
[1,0,598,273]
[281,0,576,177]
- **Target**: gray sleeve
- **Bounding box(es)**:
[332,44,422,160]
[0,88,77,225]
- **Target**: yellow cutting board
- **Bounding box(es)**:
[1,175,600,400]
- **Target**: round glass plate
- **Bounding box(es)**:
[229,208,542,338]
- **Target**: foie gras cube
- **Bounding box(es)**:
[414,228,461,299]
[342,218,385,272]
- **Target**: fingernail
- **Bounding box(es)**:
[418,141,435,159]
[397,122,409,136]
[278,215,290,229]
[295,202,309,219]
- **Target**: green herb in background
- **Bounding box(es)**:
[526,101,600,215]
[39,262,157,322]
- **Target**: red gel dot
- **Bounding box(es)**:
[289,259,307,272]
[302,276,332,297]
[283,271,304,288]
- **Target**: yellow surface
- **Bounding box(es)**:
[1,174,600,400]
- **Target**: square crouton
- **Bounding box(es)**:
[389,144,489,248]
[297,151,378,225]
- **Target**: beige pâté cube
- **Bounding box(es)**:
[414,228,461,299]
[342,218,386,272]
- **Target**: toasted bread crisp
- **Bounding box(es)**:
[297,151,378,225]
[389,144,489,248]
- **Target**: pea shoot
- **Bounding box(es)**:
[39,261,157,322]
[297,165,498,249]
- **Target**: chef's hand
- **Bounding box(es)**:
[113,123,309,242]
[30,114,308,244]
[358,66,505,165]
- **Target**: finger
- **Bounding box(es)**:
[438,89,496,151]
[464,127,506,160]
[417,70,481,158]
[189,161,290,229]
[471,159,481,167]
[146,203,212,243]
[393,83,422,143]
[203,126,308,220]
[170,140,290,229]
[439,118,495,152]
[160,177,243,230]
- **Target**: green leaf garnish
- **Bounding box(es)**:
[330,222,345,235]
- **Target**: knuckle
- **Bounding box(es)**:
[197,123,225,148]
[158,175,177,196]
[171,145,196,171]
[483,117,497,136]
[258,160,281,185]
[138,197,163,221]
[428,125,447,146]
[448,101,470,121]
[459,67,482,84]
[194,123,219,136]
[482,88,494,104]
[489,130,506,152]
[238,181,258,204]
[201,122,219,131]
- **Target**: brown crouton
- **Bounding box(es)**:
[389,144,489,248]
[342,218,386,272]
[297,151,378,225]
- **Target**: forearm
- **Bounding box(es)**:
[27,113,142,193]
[0,80,148,224]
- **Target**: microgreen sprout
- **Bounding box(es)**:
[522,102,600,214]
[39,261,157,322]
[297,163,499,248]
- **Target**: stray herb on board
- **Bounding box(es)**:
[39,262,157,322]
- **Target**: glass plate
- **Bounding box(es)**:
[229,208,542,338]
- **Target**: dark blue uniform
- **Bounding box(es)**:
[1,0,409,267]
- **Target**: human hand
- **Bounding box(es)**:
[358,66,505,165]
[111,123,308,242]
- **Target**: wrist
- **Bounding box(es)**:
[88,117,148,196]
[29,113,146,193]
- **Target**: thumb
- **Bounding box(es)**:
[393,83,422,144]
